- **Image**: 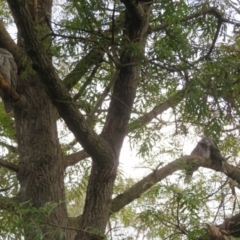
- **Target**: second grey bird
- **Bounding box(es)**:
[185,137,212,182]
[0,48,17,113]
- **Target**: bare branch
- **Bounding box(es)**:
[0,158,18,172]
[0,184,14,192]
[0,141,17,153]
[64,150,89,168]
[73,65,99,101]
[198,18,222,61]
[150,7,233,33]
[128,89,185,132]
[87,69,120,122]
[63,48,104,90]
[110,156,240,213]
[62,11,125,90]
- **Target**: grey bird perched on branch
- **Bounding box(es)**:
[209,139,227,173]
[0,48,17,113]
[185,137,227,182]
[185,137,212,182]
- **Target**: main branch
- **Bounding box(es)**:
[7,0,114,164]
[110,156,240,213]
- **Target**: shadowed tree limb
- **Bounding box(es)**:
[64,150,89,168]
[198,17,222,61]
[0,184,14,192]
[128,89,185,132]
[63,48,104,90]
[0,141,17,153]
[64,88,186,167]
[110,156,240,213]
[73,65,99,101]
[62,12,125,90]
[0,158,18,172]
[86,69,120,123]
[7,0,115,165]
[150,7,235,33]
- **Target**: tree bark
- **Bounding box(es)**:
[15,78,71,239]
[6,0,73,239]
[4,1,238,240]
[74,2,152,240]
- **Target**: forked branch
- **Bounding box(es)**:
[110,156,240,213]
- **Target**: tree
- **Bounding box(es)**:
[1,0,240,239]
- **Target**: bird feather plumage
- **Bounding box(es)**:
[0,48,17,113]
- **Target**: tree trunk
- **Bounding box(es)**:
[15,78,71,239]
[5,0,152,239]
[12,0,72,239]
[75,3,151,239]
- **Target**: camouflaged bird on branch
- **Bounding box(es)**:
[185,137,227,182]
[0,48,17,113]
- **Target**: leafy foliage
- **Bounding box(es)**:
[2,0,240,239]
